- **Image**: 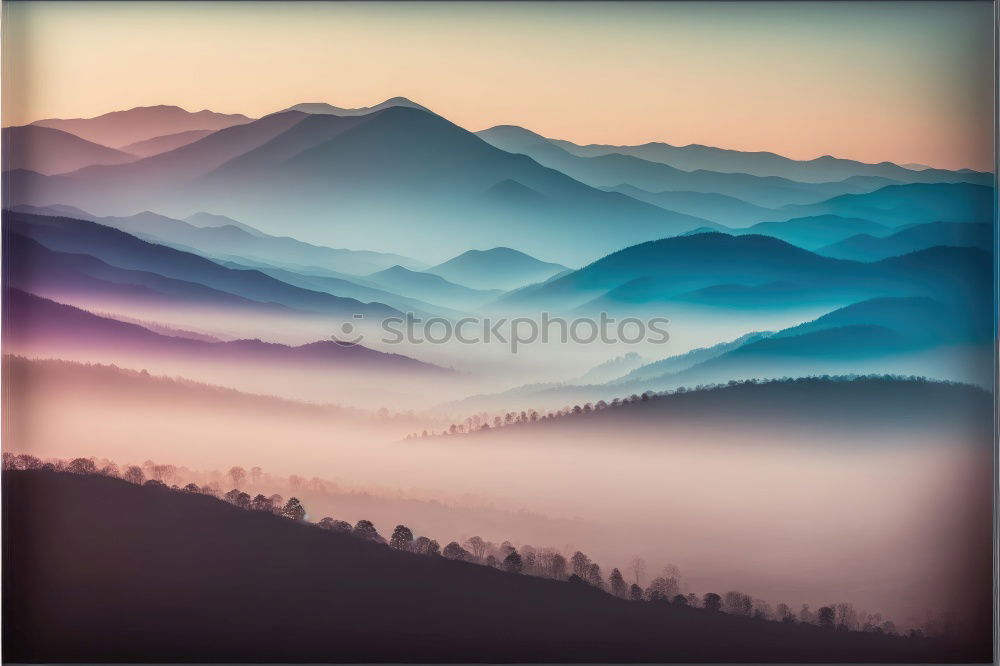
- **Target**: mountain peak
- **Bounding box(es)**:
[281,97,429,117]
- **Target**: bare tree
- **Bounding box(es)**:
[550,553,567,580]
[122,465,145,485]
[570,551,591,578]
[630,555,646,586]
[67,458,97,474]
[723,591,753,616]
[464,536,487,561]
[250,466,263,486]
[227,466,247,489]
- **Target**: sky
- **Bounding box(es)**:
[2,1,993,170]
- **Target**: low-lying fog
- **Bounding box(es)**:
[6,357,991,635]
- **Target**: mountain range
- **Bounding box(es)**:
[493,127,992,185]
[5,211,402,318]
[3,125,136,174]
[424,247,570,291]
[3,288,447,375]
[30,105,252,148]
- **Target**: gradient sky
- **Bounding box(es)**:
[2,1,993,170]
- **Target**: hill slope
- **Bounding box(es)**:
[2,125,137,174]
[426,247,570,290]
[3,469,981,662]
[31,104,252,148]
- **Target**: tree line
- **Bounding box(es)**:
[411,374,954,439]
[4,452,920,638]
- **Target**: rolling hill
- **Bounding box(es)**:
[771,182,993,227]
[4,469,983,662]
[736,215,891,250]
[119,129,216,157]
[477,125,902,208]
[30,104,252,148]
[426,247,570,291]
[5,211,402,318]
[12,106,718,264]
[547,136,992,185]
[13,205,424,276]
[2,289,447,375]
[2,125,136,174]
[498,232,990,313]
[366,265,501,309]
[817,222,993,261]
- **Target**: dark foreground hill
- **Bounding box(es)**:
[3,471,986,662]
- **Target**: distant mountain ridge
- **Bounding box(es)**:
[426,247,570,291]
[817,222,993,261]
[29,105,253,148]
[5,211,402,318]
[479,124,991,185]
[281,96,430,116]
[2,125,137,174]
[6,106,721,263]
[3,288,448,375]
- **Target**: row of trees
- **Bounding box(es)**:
[414,374,951,439]
[4,453,909,637]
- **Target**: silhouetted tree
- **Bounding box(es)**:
[551,553,567,579]
[609,568,627,598]
[672,594,689,606]
[16,454,43,470]
[67,458,97,475]
[183,483,200,492]
[227,466,247,489]
[464,536,487,561]
[646,576,680,602]
[776,603,796,623]
[318,517,352,532]
[585,563,604,589]
[389,525,414,550]
[630,555,646,586]
[122,465,145,485]
[410,536,440,556]
[443,541,470,561]
[724,591,753,617]
[629,584,643,601]
[485,554,499,569]
[570,551,591,577]
[818,606,836,628]
[250,494,273,512]
[799,604,816,625]
[835,602,858,631]
[282,497,306,521]
[353,519,378,540]
[703,593,722,612]
[503,550,523,574]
